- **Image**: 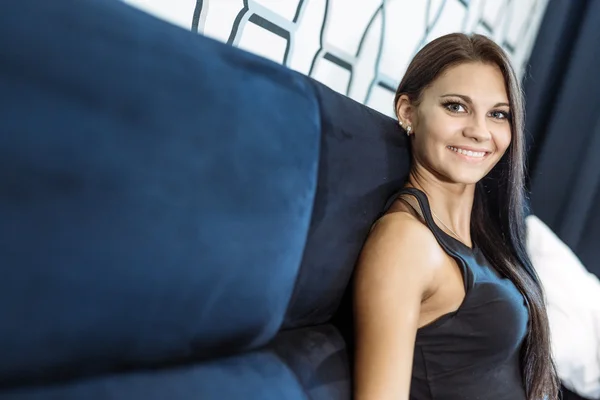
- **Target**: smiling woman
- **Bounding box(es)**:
[398,61,513,185]
[352,33,559,400]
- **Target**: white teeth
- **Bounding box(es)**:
[448,146,486,158]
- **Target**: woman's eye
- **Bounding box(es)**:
[490,110,510,120]
[444,102,466,113]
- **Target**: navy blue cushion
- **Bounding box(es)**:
[2,349,307,400]
[0,0,319,387]
[283,80,410,329]
[271,324,351,399]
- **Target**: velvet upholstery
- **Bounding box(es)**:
[1,1,592,399]
[3,349,308,400]
[0,0,339,398]
[284,80,410,330]
[0,0,409,398]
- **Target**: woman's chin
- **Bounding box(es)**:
[444,170,486,185]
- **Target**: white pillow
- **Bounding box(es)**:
[526,215,600,399]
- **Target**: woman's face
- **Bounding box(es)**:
[398,62,512,185]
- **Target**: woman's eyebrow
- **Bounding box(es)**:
[440,93,472,104]
[440,94,510,108]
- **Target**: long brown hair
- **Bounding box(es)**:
[394,33,559,400]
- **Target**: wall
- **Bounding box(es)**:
[124,0,549,117]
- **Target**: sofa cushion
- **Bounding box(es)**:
[2,349,307,400]
[283,80,411,329]
[0,0,319,387]
[271,324,351,399]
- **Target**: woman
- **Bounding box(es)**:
[352,33,559,400]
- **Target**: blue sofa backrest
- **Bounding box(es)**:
[0,1,410,399]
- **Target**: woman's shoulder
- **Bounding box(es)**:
[364,207,447,272]
[354,207,446,310]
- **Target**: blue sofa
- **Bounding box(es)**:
[0,0,409,398]
[3,1,590,399]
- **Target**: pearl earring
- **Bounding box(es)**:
[406,125,412,136]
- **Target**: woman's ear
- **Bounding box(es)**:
[395,94,414,127]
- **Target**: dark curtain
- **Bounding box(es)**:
[523,1,600,399]
[524,0,600,280]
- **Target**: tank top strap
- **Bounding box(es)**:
[384,187,453,248]
[383,187,475,294]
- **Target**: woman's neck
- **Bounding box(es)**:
[405,168,476,244]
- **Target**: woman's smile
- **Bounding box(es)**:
[446,145,491,163]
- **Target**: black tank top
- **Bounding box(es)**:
[384,188,528,400]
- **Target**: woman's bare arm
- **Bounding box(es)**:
[353,212,442,400]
